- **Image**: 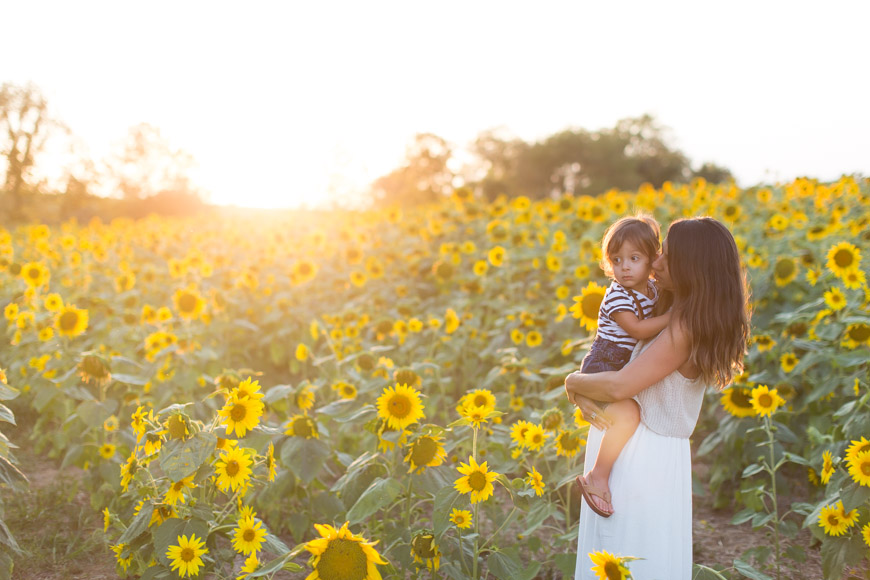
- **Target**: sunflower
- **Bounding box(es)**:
[571,282,606,332]
[541,408,564,432]
[445,308,460,334]
[79,354,112,385]
[863,523,870,549]
[265,442,277,482]
[215,447,254,493]
[458,404,498,429]
[296,343,310,362]
[524,423,548,451]
[454,456,499,504]
[449,508,472,529]
[846,437,870,468]
[410,531,440,571]
[779,353,799,373]
[232,515,267,555]
[589,550,632,580]
[750,385,785,418]
[842,267,867,289]
[826,241,861,277]
[112,543,133,572]
[44,293,63,312]
[472,260,488,276]
[773,257,798,286]
[848,451,870,487]
[293,259,319,284]
[510,328,524,344]
[458,389,496,413]
[233,377,265,400]
[405,434,446,473]
[526,466,545,496]
[173,287,206,320]
[55,304,89,337]
[38,326,54,341]
[526,330,543,347]
[393,368,422,388]
[752,334,776,352]
[239,552,259,578]
[305,521,386,580]
[98,443,116,460]
[20,261,50,288]
[721,387,755,417]
[166,533,208,578]
[818,450,834,485]
[555,430,585,458]
[3,302,18,321]
[164,475,197,505]
[818,502,855,537]
[842,323,870,349]
[376,384,425,430]
[823,287,847,311]
[487,245,506,267]
[285,414,319,439]
[218,392,264,438]
[510,420,532,449]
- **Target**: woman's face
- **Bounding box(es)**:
[652,239,673,290]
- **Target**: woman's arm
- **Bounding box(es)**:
[611,310,672,340]
[565,322,691,403]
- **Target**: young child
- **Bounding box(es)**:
[575,214,671,518]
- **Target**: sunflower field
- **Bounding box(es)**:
[1,176,869,580]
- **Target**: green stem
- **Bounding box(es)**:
[480,506,517,551]
[457,526,469,576]
[405,476,414,531]
[473,502,480,579]
[472,426,479,462]
[766,416,781,580]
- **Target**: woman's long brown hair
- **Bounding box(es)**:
[667,217,751,389]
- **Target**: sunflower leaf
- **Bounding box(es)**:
[345,477,402,525]
[160,432,216,482]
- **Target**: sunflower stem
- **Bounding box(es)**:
[479,506,516,552]
[472,427,478,462]
[765,415,782,580]
[405,475,414,531]
[473,502,480,579]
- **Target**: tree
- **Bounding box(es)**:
[370,133,455,206]
[104,123,200,201]
[0,82,61,220]
[693,162,734,184]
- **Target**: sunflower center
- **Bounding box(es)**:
[758,394,773,408]
[412,534,437,558]
[299,263,312,276]
[861,462,870,476]
[774,259,795,278]
[317,538,368,580]
[582,293,603,319]
[848,324,870,342]
[231,403,247,422]
[179,294,197,312]
[410,437,438,466]
[473,395,488,407]
[560,434,580,451]
[243,528,256,542]
[226,460,240,477]
[468,470,487,491]
[293,417,313,437]
[604,561,623,580]
[180,547,195,562]
[173,481,184,492]
[27,267,40,279]
[827,514,840,526]
[834,249,855,268]
[59,311,79,331]
[388,395,411,418]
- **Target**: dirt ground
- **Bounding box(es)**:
[3,446,838,580]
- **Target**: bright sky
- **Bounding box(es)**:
[3,1,869,208]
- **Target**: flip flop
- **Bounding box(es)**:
[576,475,613,518]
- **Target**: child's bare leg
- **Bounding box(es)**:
[581,399,640,515]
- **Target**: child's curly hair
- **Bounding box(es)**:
[599,214,661,278]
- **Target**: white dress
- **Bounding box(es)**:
[573,339,708,580]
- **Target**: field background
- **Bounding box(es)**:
[1,176,869,579]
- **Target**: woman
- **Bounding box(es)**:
[564,217,750,580]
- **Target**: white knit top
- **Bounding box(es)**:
[629,337,708,438]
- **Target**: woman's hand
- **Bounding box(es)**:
[564,373,612,430]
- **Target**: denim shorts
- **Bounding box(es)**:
[579,337,633,409]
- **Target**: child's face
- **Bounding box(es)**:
[609,240,652,292]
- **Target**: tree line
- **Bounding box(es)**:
[370,116,732,206]
[1,81,733,222]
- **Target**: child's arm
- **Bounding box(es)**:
[611,310,671,340]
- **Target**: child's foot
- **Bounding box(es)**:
[578,472,613,516]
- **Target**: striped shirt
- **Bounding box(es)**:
[596,280,659,351]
